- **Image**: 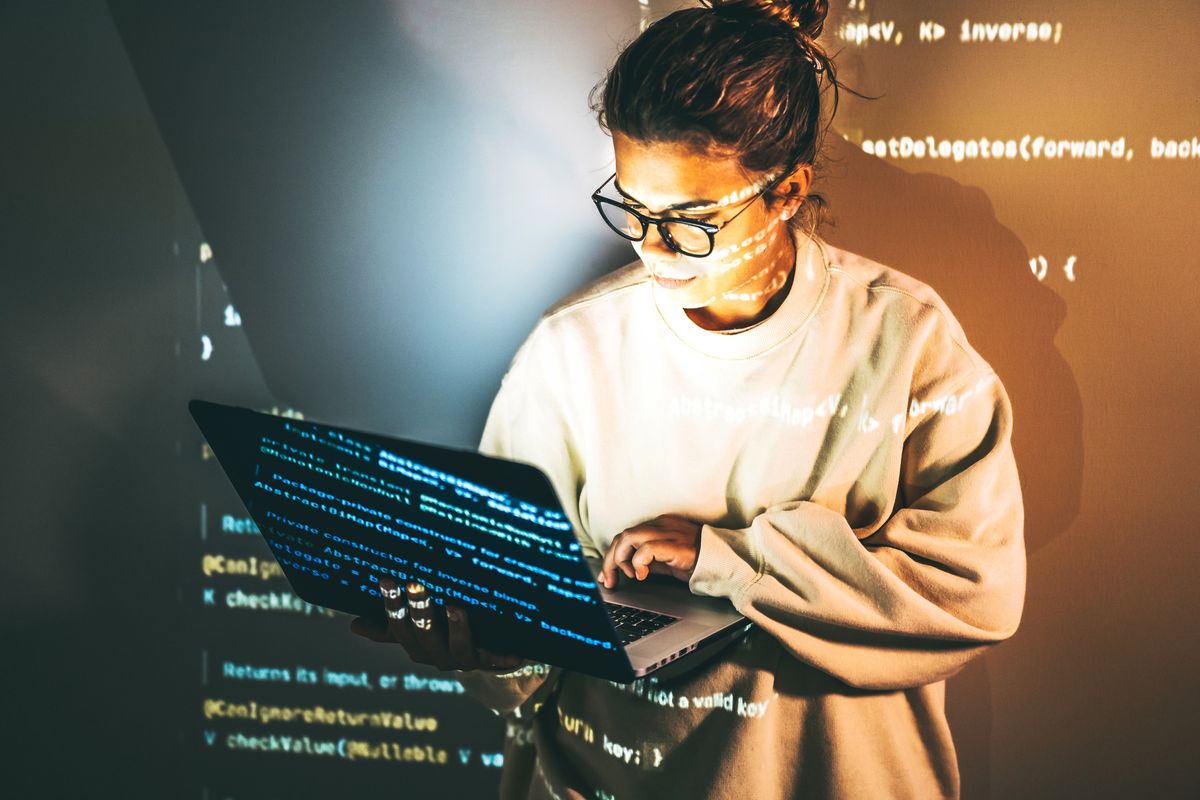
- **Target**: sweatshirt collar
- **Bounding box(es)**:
[651,228,831,360]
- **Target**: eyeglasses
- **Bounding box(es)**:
[590,168,791,258]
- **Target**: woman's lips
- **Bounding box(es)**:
[653,274,697,290]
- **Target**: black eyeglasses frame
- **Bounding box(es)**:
[589,168,793,258]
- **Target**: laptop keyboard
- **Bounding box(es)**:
[604,601,680,645]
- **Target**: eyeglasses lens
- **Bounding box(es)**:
[598,200,644,239]
[661,221,711,255]
[597,200,711,256]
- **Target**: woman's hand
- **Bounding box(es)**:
[350,578,523,673]
[600,513,702,588]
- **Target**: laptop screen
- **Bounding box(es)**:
[190,400,630,671]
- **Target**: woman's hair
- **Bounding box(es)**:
[589,0,873,238]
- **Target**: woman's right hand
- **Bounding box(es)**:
[350,578,524,673]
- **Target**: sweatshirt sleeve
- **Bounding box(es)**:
[687,368,1027,691]
[455,328,567,715]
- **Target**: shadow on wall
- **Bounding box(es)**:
[815,131,1083,799]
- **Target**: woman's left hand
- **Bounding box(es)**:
[600,513,702,588]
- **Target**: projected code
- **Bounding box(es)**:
[218,659,467,694]
[201,585,337,617]
[186,248,505,797]
[218,733,448,763]
[204,698,439,731]
[837,17,1064,47]
[861,134,1136,162]
[858,135,1200,164]
[202,553,284,580]
[212,732,505,767]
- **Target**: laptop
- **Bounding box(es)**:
[189,399,751,683]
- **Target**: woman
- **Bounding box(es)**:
[352,1,1026,797]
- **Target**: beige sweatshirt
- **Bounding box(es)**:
[456,231,1026,799]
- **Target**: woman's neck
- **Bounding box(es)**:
[684,233,801,332]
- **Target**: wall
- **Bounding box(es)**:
[1,1,1194,797]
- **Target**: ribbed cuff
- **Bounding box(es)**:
[688,523,760,600]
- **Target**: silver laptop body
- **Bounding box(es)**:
[592,557,751,678]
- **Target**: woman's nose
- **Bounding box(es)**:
[641,222,680,260]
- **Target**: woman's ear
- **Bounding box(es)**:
[773,163,813,220]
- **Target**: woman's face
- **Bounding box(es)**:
[611,131,810,328]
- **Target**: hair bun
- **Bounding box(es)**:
[710,1,829,63]
[767,0,828,42]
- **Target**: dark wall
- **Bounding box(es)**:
[2,1,1195,797]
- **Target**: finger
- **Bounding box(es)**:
[630,540,678,579]
[611,530,661,579]
[606,532,637,580]
[601,534,622,588]
[630,541,656,579]
[379,578,422,655]
[404,581,435,633]
[406,582,453,669]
